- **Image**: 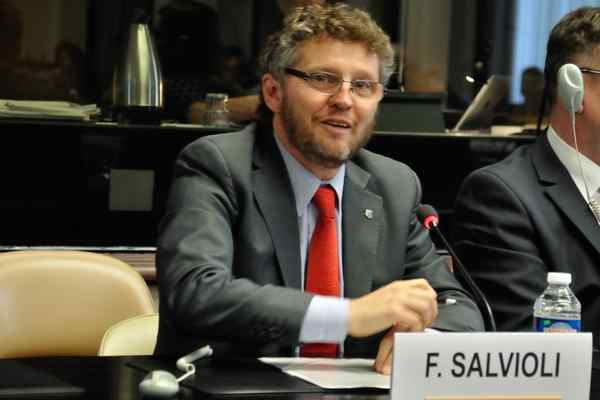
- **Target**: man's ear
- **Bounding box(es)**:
[262,74,283,113]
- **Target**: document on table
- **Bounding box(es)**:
[258,357,390,389]
[0,100,99,120]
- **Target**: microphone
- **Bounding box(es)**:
[417,204,497,332]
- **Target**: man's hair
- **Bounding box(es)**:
[256,3,394,125]
[523,66,543,79]
[545,6,600,106]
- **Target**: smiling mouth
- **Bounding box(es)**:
[323,120,351,129]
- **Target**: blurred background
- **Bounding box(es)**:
[1,0,597,122]
[0,0,597,249]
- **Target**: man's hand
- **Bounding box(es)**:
[373,327,396,375]
[347,279,438,338]
[347,279,438,374]
[187,95,259,124]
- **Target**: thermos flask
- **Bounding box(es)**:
[112,10,163,124]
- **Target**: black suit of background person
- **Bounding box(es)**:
[453,7,600,338]
[156,0,227,121]
[155,3,483,375]
[186,0,327,125]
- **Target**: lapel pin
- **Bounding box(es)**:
[364,209,374,219]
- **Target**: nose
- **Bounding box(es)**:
[328,81,354,109]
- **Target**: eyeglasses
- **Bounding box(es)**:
[579,67,600,75]
[284,67,384,100]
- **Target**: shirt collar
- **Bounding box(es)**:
[547,125,600,198]
[274,133,345,216]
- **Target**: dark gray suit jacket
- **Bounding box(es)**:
[453,134,600,335]
[155,123,484,358]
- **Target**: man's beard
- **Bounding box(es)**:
[281,96,375,169]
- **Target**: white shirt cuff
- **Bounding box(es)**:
[299,295,349,343]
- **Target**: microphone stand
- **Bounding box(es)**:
[430,221,497,332]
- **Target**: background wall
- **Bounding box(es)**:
[404,0,451,93]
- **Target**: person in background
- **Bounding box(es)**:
[187,46,259,124]
[452,7,600,336]
[217,46,257,95]
[155,3,483,374]
[502,66,545,126]
[186,0,326,125]
[0,0,55,100]
[156,0,224,121]
[50,40,86,103]
[519,66,545,122]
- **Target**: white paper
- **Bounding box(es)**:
[0,99,99,120]
[259,357,390,389]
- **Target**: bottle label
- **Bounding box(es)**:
[534,317,580,332]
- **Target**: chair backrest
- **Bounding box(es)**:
[0,250,155,358]
[99,313,159,356]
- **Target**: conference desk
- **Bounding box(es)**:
[2,354,599,400]
[0,356,389,400]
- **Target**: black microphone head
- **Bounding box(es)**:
[417,204,439,229]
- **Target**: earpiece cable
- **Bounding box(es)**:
[590,197,600,224]
[570,100,600,223]
[176,364,195,383]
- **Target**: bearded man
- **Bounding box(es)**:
[155,3,483,374]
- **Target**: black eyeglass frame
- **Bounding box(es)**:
[284,67,385,99]
[579,67,600,75]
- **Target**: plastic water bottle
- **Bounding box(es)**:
[533,272,581,332]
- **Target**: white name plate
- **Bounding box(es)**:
[392,332,592,400]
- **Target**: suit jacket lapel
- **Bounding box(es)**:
[533,135,600,256]
[252,130,302,289]
[342,161,382,299]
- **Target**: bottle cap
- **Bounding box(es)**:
[547,272,571,285]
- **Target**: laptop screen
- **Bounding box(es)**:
[452,76,508,132]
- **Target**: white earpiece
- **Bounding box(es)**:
[139,345,213,398]
[557,63,584,113]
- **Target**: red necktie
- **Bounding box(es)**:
[301,185,339,357]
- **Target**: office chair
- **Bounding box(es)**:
[0,250,155,358]
[99,313,159,356]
